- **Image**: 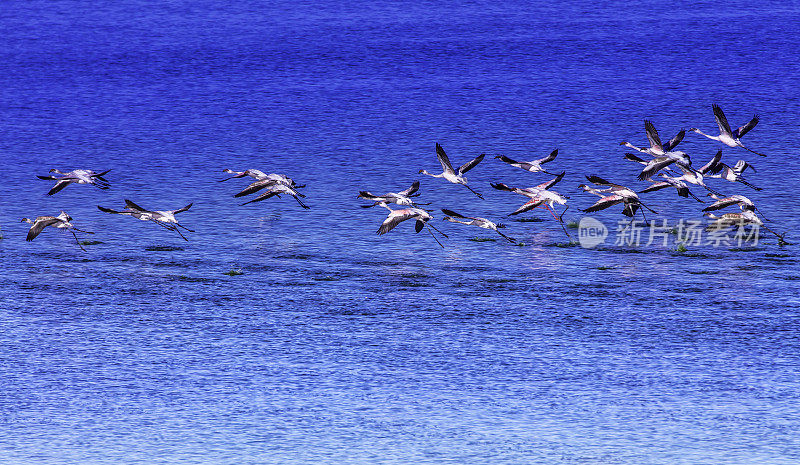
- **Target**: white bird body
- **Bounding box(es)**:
[358,181,422,207]
[495,149,559,175]
[620,120,685,157]
[98,200,194,240]
[690,104,765,156]
[441,209,516,242]
[419,143,485,199]
[21,211,93,250]
[37,168,111,195]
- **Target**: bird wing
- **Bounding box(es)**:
[509,198,544,215]
[537,171,565,190]
[173,203,193,214]
[638,157,676,181]
[624,153,647,164]
[98,205,122,214]
[458,153,485,174]
[92,169,112,178]
[712,104,733,136]
[585,175,623,189]
[644,120,663,151]
[47,180,72,196]
[124,199,149,211]
[537,149,558,164]
[441,208,466,219]
[583,194,624,213]
[377,210,415,235]
[398,181,420,197]
[490,182,514,192]
[435,143,455,173]
[234,179,275,197]
[663,129,685,151]
[702,197,741,212]
[733,115,759,139]
[26,217,60,241]
[496,154,522,166]
[358,191,383,201]
[639,181,672,193]
[699,150,723,174]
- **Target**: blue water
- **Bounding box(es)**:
[2,1,800,463]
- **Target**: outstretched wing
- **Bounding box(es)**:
[733,115,759,139]
[537,149,558,164]
[537,171,565,190]
[441,208,466,219]
[639,181,672,194]
[398,181,420,197]
[583,194,624,213]
[585,175,622,189]
[490,182,515,192]
[234,179,275,197]
[435,143,454,173]
[124,199,149,211]
[702,197,741,212]
[458,153,485,174]
[509,198,544,216]
[644,120,663,151]
[699,150,723,175]
[173,203,193,214]
[98,205,121,214]
[624,153,647,164]
[663,129,685,151]
[637,157,676,181]
[712,104,732,136]
[377,210,414,235]
[26,217,60,241]
[47,180,72,196]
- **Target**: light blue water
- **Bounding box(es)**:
[1,1,800,463]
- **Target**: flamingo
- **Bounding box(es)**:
[663,150,724,196]
[495,149,560,175]
[580,175,658,221]
[620,120,685,157]
[98,200,194,240]
[357,181,426,208]
[639,174,704,202]
[21,211,94,251]
[419,143,485,199]
[689,104,765,156]
[239,183,309,209]
[440,209,516,243]
[707,159,761,190]
[37,169,111,195]
[375,205,448,248]
[491,172,572,238]
[220,169,304,188]
[633,150,693,181]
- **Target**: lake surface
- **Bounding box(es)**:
[1,1,799,463]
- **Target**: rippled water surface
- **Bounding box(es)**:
[2,1,800,463]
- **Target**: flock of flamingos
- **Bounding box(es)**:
[21,104,787,250]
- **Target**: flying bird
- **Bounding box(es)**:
[357,181,426,208]
[419,143,485,199]
[441,209,516,243]
[494,149,560,175]
[21,211,94,251]
[707,159,761,190]
[689,104,765,156]
[375,205,448,248]
[620,120,685,157]
[98,199,194,240]
[239,183,309,209]
[37,169,111,195]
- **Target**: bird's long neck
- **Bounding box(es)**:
[691,128,718,140]
[419,170,443,178]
